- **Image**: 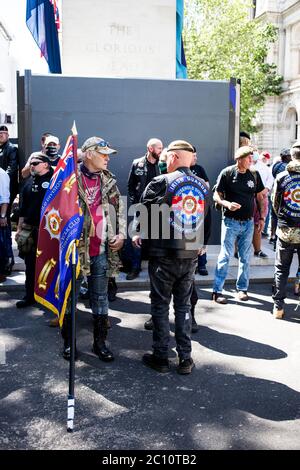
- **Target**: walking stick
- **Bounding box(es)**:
[67,243,77,432]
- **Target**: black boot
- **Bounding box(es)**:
[92,315,114,362]
[191,305,199,333]
[61,314,78,361]
[108,277,118,302]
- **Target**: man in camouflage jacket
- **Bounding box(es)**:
[61,136,126,363]
[271,141,300,319]
[77,167,126,278]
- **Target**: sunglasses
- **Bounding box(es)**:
[96,140,110,148]
[30,161,43,166]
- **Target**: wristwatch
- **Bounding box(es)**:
[0,215,6,219]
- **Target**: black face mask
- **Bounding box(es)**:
[46,146,58,158]
[158,161,167,174]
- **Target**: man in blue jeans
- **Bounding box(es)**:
[212,146,265,304]
[61,136,125,362]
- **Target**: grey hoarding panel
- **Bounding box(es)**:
[17,71,237,244]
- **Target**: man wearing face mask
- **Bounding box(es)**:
[44,135,61,168]
[126,137,163,281]
[15,153,53,308]
[21,132,52,179]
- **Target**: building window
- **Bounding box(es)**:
[285,108,298,145]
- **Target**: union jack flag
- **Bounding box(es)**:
[50,0,61,31]
[26,0,62,73]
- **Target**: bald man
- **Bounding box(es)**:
[134,140,210,375]
[126,137,163,280]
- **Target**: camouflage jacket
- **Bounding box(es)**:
[271,160,300,243]
[77,166,126,277]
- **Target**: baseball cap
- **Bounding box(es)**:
[44,135,60,146]
[0,125,8,132]
[262,151,271,159]
[291,141,300,148]
[167,140,194,153]
[234,146,253,160]
[30,152,50,164]
[280,148,291,157]
[81,136,117,155]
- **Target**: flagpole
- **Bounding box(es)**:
[67,122,78,433]
[67,242,77,432]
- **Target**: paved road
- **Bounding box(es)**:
[0,283,300,450]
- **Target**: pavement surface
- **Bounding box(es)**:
[1,278,300,450]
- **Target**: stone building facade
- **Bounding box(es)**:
[254,0,300,157]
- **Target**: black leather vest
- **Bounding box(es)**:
[148,169,209,258]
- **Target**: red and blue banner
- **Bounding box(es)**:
[26,0,62,73]
[34,130,83,325]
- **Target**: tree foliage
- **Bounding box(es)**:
[183,0,283,132]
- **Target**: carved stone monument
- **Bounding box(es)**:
[62,0,176,79]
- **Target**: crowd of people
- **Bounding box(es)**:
[1,124,300,375]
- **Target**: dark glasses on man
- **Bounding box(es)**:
[96,140,110,148]
[30,161,43,166]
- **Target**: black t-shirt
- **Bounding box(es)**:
[19,170,53,226]
[190,164,209,183]
[49,155,61,168]
[146,159,158,186]
[215,164,264,220]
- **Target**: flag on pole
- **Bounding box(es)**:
[34,125,84,326]
[26,0,62,73]
[50,0,61,31]
[176,0,187,79]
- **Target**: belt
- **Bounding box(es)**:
[225,216,252,222]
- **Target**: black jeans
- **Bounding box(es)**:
[23,230,38,301]
[273,238,300,309]
[24,249,37,301]
[148,256,197,360]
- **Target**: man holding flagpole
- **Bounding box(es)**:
[61,136,125,362]
[35,132,125,364]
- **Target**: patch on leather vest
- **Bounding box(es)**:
[168,174,208,234]
[281,174,300,221]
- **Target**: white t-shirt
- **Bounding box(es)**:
[252,160,274,190]
[0,168,10,204]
